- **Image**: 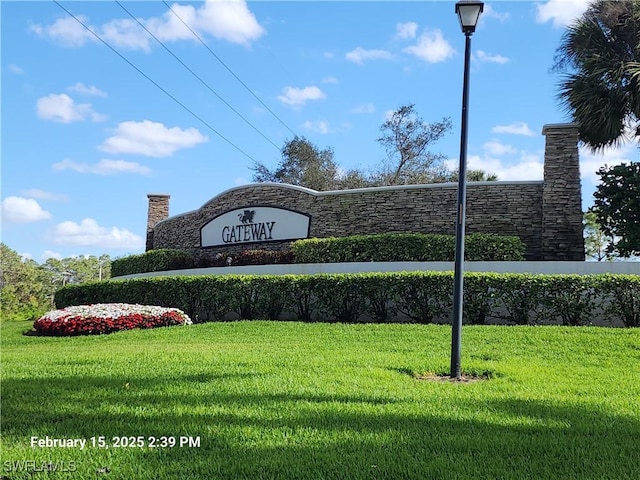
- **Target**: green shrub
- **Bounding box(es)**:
[195,250,294,268]
[112,249,195,277]
[538,275,598,326]
[196,276,237,322]
[314,275,368,323]
[54,273,639,327]
[465,234,526,261]
[290,233,524,263]
[395,272,453,324]
[289,276,317,322]
[493,274,546,325]
[112,234,525,277]
[595,274,640,327]
[359,273,399,322]
[463,273,500,325]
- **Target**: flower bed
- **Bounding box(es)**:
[32,303,192,336]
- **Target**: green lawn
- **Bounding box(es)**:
[1,320,639,479]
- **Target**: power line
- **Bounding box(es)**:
[161,0,298,138]
[53,0,258,164]
[115,0,280,151]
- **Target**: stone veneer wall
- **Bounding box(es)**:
[146,194,170,252]
[542,124,585,260]
[146,123,585,262]
[151,182,544,260]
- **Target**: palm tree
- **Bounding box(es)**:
[553,0,640,151]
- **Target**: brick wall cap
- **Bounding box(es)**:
[206,180,544,200]
[542,123,580,135]
[147,193,171,198]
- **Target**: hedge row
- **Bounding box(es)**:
[290,233,525,263]
[195,250,294,269]
[55,273,639,327]
[112,249,195,277]
[113,233,525,276]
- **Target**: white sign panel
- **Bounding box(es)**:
[201,207,311,247]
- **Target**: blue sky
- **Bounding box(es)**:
[2,0,637,262]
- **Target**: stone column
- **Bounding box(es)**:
[541,124,585,260]
[146,194,170,251]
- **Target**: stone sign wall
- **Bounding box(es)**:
[146,123,585,262]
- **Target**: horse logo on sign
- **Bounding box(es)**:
[238,210,255,224]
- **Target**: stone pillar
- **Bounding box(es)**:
[146,194,170,251]
[541,124,585,260]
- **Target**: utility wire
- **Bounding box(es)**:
[161,0,298,138]
[116,0,280,151]
[53,0,258,163]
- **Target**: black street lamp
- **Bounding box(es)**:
[451,0,483,379]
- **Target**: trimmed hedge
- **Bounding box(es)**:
[112,249,194,277]
[196,250,294,268]
[112,233,525,277]
[55,273,639,327]
[290,233,525,263]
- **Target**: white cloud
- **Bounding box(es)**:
[302,120,330,134]
[444,130,636,189]
[483,4,510,23]
[277,86,326,107]
[483,140,518,156]
[53,159,151,175]
[395,22,418,40]
[536,0,590,28]
[101,18,151,51]
[446,152,544,182]
[351,103,375,114]
[185,0,265,46]
[234,177,249,185]
[30,15,96,47]
[19,252,34,261]
[476,50,509,64]
[99,120,208,157]
[31,0,264,50]
[345,47,393,65]
[8,64,24,74]
[49,218,144,249]
[36,93,105,123]
[1,197,52,223]
[579,142,637,184]
[20,189,69,201]
[403,30,454,63]
[42,250,63,261]
[322,76,339,84]
[492,122,535,136]
[68,82,107,97]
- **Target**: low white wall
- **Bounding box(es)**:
[114,261,639,280]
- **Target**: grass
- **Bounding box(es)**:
[1,319,639,479]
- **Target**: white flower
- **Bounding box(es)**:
[40,303,192,324]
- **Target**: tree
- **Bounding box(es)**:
[252,112,492,191]
[590,162,640,257]
[0,244,50,320]
[0,248,112,321]
[375,104,452,185]
[553,0,640,151]
[583,211,614,261]
[252,136,352,191]
[446,169,499,182]
[42,255,112,286]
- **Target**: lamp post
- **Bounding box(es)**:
[451,0,483,379]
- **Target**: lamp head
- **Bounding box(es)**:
[455,1,484,34]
